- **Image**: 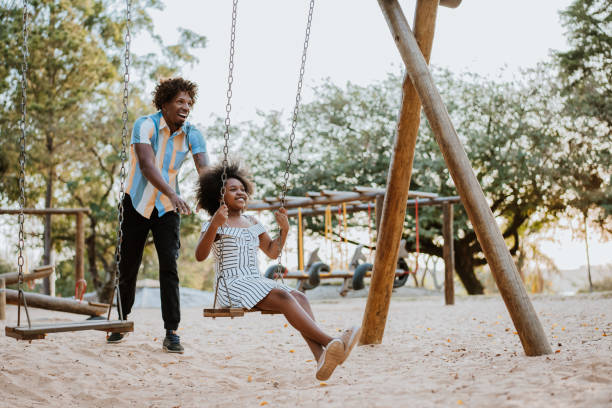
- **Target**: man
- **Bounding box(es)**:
[107,77,209,353]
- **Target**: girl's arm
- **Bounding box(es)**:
[258,208,289,259]
[195,204,228,261]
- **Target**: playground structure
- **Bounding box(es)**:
[252,187,460,302]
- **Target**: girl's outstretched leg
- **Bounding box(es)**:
[290,290,324,361]
[256,289,333,350]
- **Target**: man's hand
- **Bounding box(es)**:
[170,193,191,215]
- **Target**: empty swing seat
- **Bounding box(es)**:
[5,320,134,341]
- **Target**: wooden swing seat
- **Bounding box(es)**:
[203,307,281,318]
[5,319,134,341]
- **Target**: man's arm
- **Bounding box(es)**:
[193,152,210,176]
[134,143,191,214]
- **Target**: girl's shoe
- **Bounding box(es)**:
[315,338,344,381]
[339,326,362,364]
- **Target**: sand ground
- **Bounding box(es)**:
[1,292,611,407]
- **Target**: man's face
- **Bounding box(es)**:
[162,90,193,128]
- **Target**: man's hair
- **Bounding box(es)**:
[152,77,197,110]
[197,161,254,216]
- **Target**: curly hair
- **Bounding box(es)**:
[152,77,198,110]
[197,162,254,216]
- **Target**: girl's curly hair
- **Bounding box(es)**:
[152,77,197,110]
[197,162,254,216]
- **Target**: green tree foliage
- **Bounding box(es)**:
[225,64,610,294]
[0,0,206,300]
[555,0,612,230]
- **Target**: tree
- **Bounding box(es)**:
[228,64,609,294]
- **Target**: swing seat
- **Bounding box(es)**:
[5,319,134,341]
[203,307,280,318]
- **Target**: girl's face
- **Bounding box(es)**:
[223,178,248,211]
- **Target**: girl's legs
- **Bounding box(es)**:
[256,289,333,360]
[290,290,324,361]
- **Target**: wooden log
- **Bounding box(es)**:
[0,278,5,321]
[377,0,552,355]
[443,203,455,305]
[0,264,55,285]
[361,0,440,346]
[4,289,109,316]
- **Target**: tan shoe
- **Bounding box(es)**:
[339,326,361,364]
[315,338,344,381]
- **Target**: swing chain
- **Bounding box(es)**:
[215,0,239,310]
[17,0,31,327]
[279,0,315,206]
[110,0,131,321]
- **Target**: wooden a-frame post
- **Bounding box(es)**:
[361,0,552,356]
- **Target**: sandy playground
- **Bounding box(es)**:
[1,292,611,408]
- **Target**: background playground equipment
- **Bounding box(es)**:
[249,187,459,300]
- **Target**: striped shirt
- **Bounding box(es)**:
[126,111,206,218]
[201,220,292,309]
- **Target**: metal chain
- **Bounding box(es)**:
[214,0,239,310]
[276,0,315,276]
[16,0,31,328]
[109,0,131,321]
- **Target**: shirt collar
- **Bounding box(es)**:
[158,111,186,135]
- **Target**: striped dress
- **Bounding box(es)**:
[201,220,293,309]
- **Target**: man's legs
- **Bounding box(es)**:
[151,210,181,331]
[117,195,150,319]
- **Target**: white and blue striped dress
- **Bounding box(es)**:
[201,219,293,309]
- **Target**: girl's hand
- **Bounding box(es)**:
[274,207,289,232]
[211,204,229,227]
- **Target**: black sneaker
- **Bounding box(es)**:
[107,332,127,343]
[163,332,184,354]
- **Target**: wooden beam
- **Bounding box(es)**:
[377,0,551,356]
[361,0,440,346]
[4,289,109,316]
[443,203,455,305]
[439,0,462,9]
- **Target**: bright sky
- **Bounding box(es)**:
[128,0,610,271]
[135,0,574,123]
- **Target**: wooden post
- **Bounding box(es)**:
[374,194,385,233]
[377,0,552,355]
[361,0,440,345]
[443,203,454,305]
[297,208,304,271]
[75,212,84,284]
[0,278,5,321]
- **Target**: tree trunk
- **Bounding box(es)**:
[454,241,484,294]
[85,219,101,293]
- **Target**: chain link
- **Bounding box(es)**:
[110,0,131,321]
[16,0,31,327]
[214,0,239,310]
[276,0,315,274]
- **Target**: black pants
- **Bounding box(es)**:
[118,195,181,330]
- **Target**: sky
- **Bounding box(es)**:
[134,0,575,124]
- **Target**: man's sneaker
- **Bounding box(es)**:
[163,332,184,354]
[106,332,127,343]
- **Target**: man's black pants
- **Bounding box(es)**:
[118,194,181,330]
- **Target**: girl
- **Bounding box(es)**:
[195,162,360,381]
